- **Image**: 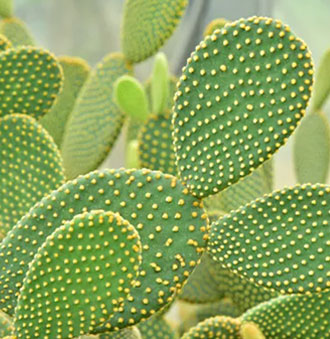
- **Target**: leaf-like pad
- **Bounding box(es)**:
[138,113,176,174]
[0,47,63,119]
[122,0,188,63]
[0,310,12,337]
[293,112,330,184]
[172,16,313,198]
[138,315,177,339]
[203,18,229,37]
[61,53,131,179]
[242,289,330,338]
[41,56,90,147]
[0,114,65,238]
[0,169,207,327]
[208,184,330,294]
[0,18,35,47]
[14,210,141,339]
[181,316,241,339]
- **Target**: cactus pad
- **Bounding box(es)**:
[0,46,63,119]
[0,168,207,325]
[14,210,142,339]
[181,316,241,339]
[41,56,90,147]
[0,33,11,51]
[138,315,177,339]
[138,112,176,174]
[0,311,13,337]
[100,327,142,339]
[122,0,188,63]
[0,17,35,47]
[61,53,131,179]
[203,18,229,37]
[173,16,313,198]
[293,111,330,184]
[114,75,149,122]
[242,289,330,338]
[0,114,65,238]
[208,184,330,294]
[0,0,13,18]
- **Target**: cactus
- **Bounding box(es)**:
[122,0,188,63]
[41,56,90,147]
[173,17,313,198]
[203,18,229,37]
[138,112,176,174]
[138,315,177,339]
[0,114,65,238]
[61,54,131,179]
[0,17,34,47]
[0,33,11,51]
[0,46,63,119]
[14,210,142,338]
[100,327,142,339]
[0,0,13,18]
[0,310,13,337]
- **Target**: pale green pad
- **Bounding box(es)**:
[138,112,176,174]
[0,17,35,47]
[181,316,241,339]
[100,327,141,339]
[0,46,63,119]
[0,0,13,18]
[208,184,330,294]
[0,168,207,331]
[41,56,90,147]
[311,48,330,111]
[203,18,229,37]
[14,210,142,339]
[173,16,313,198]
[122,0,188,63]
[0,311,12,337]
[138,315,177,339]
[0,114,65,238]
[114,75,149,122]
[242,289,330,338]
[294,111,330,184]
[61,53,131,179]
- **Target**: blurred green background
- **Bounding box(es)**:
[14,0,330,188]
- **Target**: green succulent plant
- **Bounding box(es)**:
[0,1,329,338]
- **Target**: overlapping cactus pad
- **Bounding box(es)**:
[122,0,188,63]
[0,114,65,238]
[0,168,208,332]
[208,184,330,294]
[0,47,63,119]
[173,16,313,197]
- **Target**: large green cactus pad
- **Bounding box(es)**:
[0,168,207,327]
[138,113,176,174]
[0,114,65,238]
[0,17,35,47]
[14,210,141,339]
[0,47,63,119]
[242,289,330,338]
[293,112,330,184]
[41,56,90,147]
[61,53,131,179]
[181,316,241,339]
[173,16,313,198]
[0,311,12,337]
[138,315,177,339]
[122,0,188,63]
[208,184,330,294]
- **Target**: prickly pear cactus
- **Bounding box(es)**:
[0,17,35,47]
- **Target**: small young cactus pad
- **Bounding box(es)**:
[138,112,176,174]
[41,56,90,147]
[172,16,313,198]
[181,316,241,339]
[242,289,330,338]
[122,0,188,63]
[61,53,131,179]
[208,184,330,294]
[0,17,35,47]
[293,111,330,184]
[14,210,142,339]
[203,18,229,37]
[0,46,63,119]
[0,114,65,238]
[0,168,207,327]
